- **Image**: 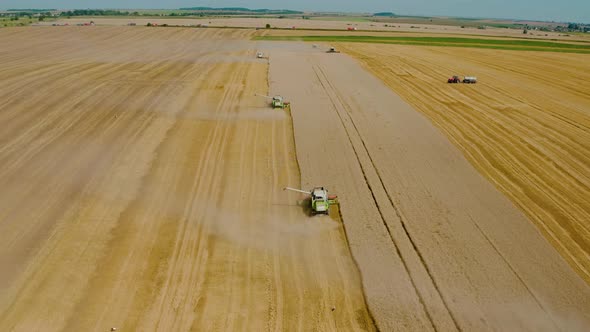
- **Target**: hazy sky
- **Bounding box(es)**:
[1,1,588,23]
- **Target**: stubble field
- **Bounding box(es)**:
[0,27,373,331]
[1,23,589,331]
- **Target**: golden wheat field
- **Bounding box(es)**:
[1,23,589,331]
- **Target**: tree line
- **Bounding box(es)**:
[59,10,140,17]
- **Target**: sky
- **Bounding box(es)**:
[1,1,588,23]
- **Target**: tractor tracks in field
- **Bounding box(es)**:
[311,64,460,332]
[342,45,590,284]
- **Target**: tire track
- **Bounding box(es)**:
[332,43,590,330]
[149,61,250,331]
[312,63,459,332]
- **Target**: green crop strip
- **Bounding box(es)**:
[254,35,590,54]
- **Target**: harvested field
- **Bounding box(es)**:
[338,43,590,284]
[37,17,590,42]
[259,27,590,43]
[1,24,590,332]
[0,27,373,331]
[263,41,590,331]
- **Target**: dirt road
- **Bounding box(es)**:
[0,27,373,331]
[265,42,590,331]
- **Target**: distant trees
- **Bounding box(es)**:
[1,10,52,20]
[55,7,307,19]
[179,7,303,14]
[373,12,396,17]
[567,23,579,30]
[266,23,271,29]
[60,10,131,17]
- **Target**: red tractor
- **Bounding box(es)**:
[447,75,461,83]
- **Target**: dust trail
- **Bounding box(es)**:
[204,207,339,252]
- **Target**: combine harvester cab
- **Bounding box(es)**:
[311,187,329,215]
[272,96,284,109]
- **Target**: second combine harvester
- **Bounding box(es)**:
[256,94,289,109]
[283,187,338,215]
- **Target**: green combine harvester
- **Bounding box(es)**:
[256,94,289,109]
[283,187,338,215]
